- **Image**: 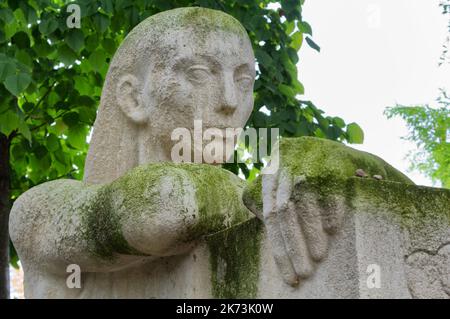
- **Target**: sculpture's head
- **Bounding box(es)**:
[85,7,255,184]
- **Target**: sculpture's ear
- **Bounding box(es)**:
[116,74,147,124]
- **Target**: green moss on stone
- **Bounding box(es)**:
[206,218,263,298]
[178,163,252,241]
[81,162,253,260]
[126,7,248,48]
[243,136,415,214]
[280,137,413,184]
[346,177,450,230]
[177,7,247,36]
[211,137,449,298]
[243,176,263,214]
[81,185,142,260]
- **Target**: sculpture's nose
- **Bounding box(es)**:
[218,72,238,115]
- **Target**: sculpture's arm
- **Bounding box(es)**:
[10,163,252,275]
[243,136,413,286]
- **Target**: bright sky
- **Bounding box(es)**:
[299,0,449,186]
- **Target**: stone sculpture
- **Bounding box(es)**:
[9,7,449,298]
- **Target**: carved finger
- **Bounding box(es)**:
[262,173,277,220]
[263,172,298,286]
[320,194,346,235]
[276,170,314,279]
[278,200,314,279]
[293,187,328,262]
[264,211,299,286]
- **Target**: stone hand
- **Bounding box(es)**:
[261,168,345,286]
[243,136,413,286]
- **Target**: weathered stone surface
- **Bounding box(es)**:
[171,179,450,299]
[8,6,449,299]
[10,163,253,298]
[238,138,450,298]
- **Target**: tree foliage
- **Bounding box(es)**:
[385,2,449,189]
[385,90,450,188]
[439,0,450,65]
[0,0,364,280]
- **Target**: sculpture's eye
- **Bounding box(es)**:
[186,65,211,84]
[235,74,254,91]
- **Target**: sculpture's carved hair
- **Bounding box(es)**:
[84,7,250,184]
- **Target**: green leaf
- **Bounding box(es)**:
[11,31,30,49]
[314,128,326,138]
[39,18,59,35]
[0,110,20,136]
[15,50,32,70]
[285,20,295,35]
[13,6,27,26]
[57,45,78,65]
[100,0,114,14]
[93,13,110,33]
[46,133,60,152]
[34,144,48,159]
[347,122,364,144]
[298,21,312,35]
[305,36,321,52]
[19,2,38,24]
[292,79,305,95]
[22,102,34,112]
[4,72,32,96]
[252,111,267,127]
[278,84,296,98]
[77,106,96,124]
[284,121,298,134]
[3,21,17,39]
[62,111,80,127]
[0,60,16,81]
[287,47,299,64]
[332,117,346,128]
[0,8,14,23]
[33,40,55,57]
[18,120,31,142]
[101,38,116,55]
[67,124,87,149]
[85,34,99,51]
[88,49,107,72]
[65,29,85,52]
[291,32,303,51]
[11,143,25,160]
[73,75,93,95]
[255,49,273,67]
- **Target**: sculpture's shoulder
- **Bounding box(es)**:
[9,179,86,256]
[11,179,84,219]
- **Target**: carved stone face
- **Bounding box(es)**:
[147,29,254,124]
[138,29,255,158]
[85,8,256,182]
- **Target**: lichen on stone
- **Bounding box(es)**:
[280,137,413,183]
[138,7,247,38]
[178,163,253,241]
[243,136,415,214]
[347,178,450,231]
[206,218,263,298]
[80,184,143,260]
[242,176,263,218]
[120,7,248,56]
[80,162,253,260]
